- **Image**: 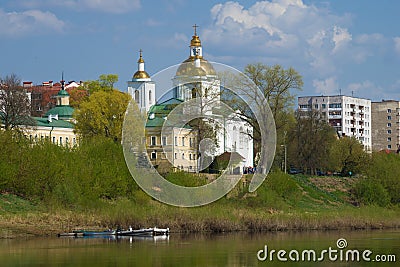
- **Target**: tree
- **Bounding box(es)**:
[0,74,35,131]
[328,136,367,175]
[80,74,119,95]
[288,109,336,174]
[74,90,131,142]
[69,87,88,108]
[221,63,303,161]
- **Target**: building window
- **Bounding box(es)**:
[181,137,185,146]
[387,116,392,120]
[388,145,392,149]
[59,137,62,145]
[151,151,157,159]
[66,137,69,144]
[174,153,177,159]
[299,104,310,109]
[329,103,342,108]
[182,153,185,159]
[162,136,167,146]
[174,136,178,146]
[387,109,392,113]
[387,130,392,134]
[73,138,76,145]
[151,136,156,146]
[387,123,392,127]
[191,88,197,98]
[388,137,392,142]
[149,90,152,103]
[322,104,326,109]
[134,90,139,104]
[314,104,318,109]
[189,154,192,160]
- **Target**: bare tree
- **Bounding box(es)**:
[0,74,35,131]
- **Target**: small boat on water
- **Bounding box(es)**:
[59,227,169,238]
[117,227,169,237]
[80,229,116,236]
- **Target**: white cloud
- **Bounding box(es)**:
[203,0,355,76]
[332,25,352,53]
[312,77,338,95]
[394,37,400,55]
[18,0,141,14]
[0,8,64,36]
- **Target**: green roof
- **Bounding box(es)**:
[57,89,70,96]
[146,98,193,129]
[148,98,183,115]
[33,117,74,129]
[45,106,74,118]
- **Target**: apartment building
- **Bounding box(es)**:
[298,95,372,151]
[371,100,400,152]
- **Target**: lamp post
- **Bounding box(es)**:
[281,144,287,173]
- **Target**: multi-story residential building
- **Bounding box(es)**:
[371,100,400,152]
[298,95,372,151]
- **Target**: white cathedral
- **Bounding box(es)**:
[127,27,253,174]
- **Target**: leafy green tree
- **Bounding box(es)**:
[74,90,131,142]
[80,74,119,95]
[328,136,368,175]
[360,153,400,204]
[288,109,336,174]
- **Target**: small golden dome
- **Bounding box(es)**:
[133,70,150,79]
[191,35,201,47]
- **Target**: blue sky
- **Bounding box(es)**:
[1,0,400,102]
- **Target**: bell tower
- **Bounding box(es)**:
[127,50,156,113]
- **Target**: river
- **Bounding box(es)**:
[0,230,399,266]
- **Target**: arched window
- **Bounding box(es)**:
[134,90,140,104]
[149,90,152,103]
[239,127,244,148]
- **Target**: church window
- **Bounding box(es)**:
[239,127,244,148]
[134,90,139,104]
[151,136,156,146]
[174,136,178,146]
[149,90,152,103]
[59,137,63,145]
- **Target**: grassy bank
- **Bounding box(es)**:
[1,175,399,238]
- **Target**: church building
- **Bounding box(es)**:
[127,26,253,174]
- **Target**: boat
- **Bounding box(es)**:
[117,227,170,237]
[80,229,116,236]
[58,227,169,238]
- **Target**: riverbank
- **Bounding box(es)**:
[1,174,399,238]
[1,205,399,239]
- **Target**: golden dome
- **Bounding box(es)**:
[191,35,201,47]
[133,70,150,79]
[176,57,216,77]
[132,49,150,79]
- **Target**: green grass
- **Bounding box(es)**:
[0,193,38,214]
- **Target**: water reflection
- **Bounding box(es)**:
[0,230,398,266]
